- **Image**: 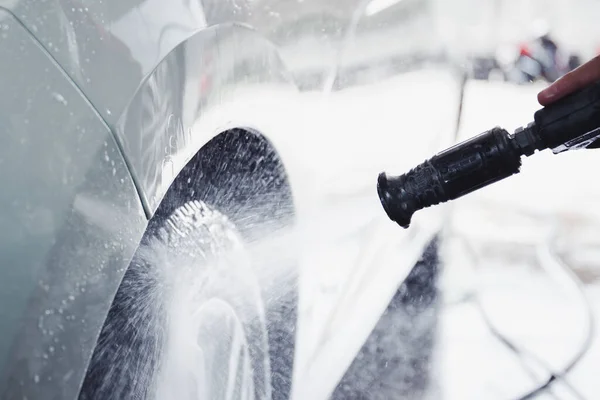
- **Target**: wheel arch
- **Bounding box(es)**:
[148,127,296,242]
[113,22,300,219]
[87,24,303,399]
[82,126,300,400]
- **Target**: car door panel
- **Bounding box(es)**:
[0,11,146,399]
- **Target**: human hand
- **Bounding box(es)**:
[538,55,600,106]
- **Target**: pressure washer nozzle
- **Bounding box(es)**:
[377,127,526,228]
[377,172,412,228]
[377,80,600,228]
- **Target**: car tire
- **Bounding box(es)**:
[79,130,297,400]
[331,237,440,400]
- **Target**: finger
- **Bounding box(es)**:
[538,55,600,106]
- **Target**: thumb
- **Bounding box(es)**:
[538,55,600,106]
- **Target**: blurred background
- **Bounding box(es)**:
[436,2,600,399]
[276,0,600,398]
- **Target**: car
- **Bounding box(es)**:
[0,1,460,399]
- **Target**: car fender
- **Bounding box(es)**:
[0,0,355,125]
[114,22,304,215]
[0,11,147,399]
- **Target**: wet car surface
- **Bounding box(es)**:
[0,1,460,399]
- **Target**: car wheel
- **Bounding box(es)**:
[79,130,297,400]
[331,238,440,399]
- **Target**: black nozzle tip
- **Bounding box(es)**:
[377,172,411,229]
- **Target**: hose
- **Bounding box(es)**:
[453,224,595,400]
[513,233,595,400]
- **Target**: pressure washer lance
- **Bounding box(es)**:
[377,79,600,228]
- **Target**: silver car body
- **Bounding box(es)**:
[0,0,460,398]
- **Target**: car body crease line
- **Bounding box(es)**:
[0,5,152,219]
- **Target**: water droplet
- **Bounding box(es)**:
[68,295,75,301]
[51,92,68,106]
[34,375,39,383]
[112,168,116,176]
